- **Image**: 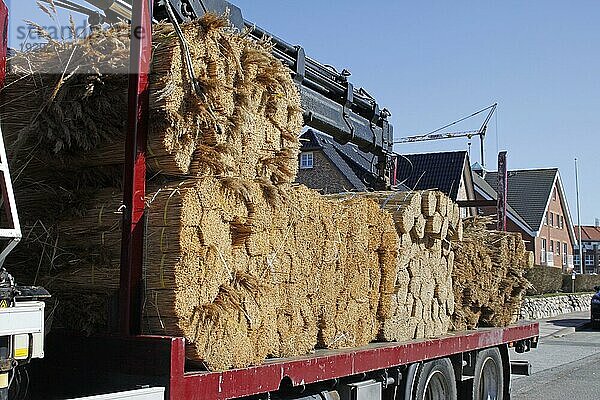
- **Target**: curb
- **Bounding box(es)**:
[552,327,575,338]
[552,321,591,338]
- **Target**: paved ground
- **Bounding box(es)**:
[510,311,600,400]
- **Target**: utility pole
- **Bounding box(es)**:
[575,158,583,275]
[497,151,507,231]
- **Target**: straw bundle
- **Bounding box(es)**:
[451,217,533,330]
[1,11,532,373]
[46,177,398,370]
[1,14,302,184]
[328,190,459,341]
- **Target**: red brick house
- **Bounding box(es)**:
[473,167,576,271]
[574,225,600,274]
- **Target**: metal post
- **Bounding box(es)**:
[480,133,485,168]
[497,151,507,231]
[119,0,152,336]
[575,158,583,275]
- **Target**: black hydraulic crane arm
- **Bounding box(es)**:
[61,0,395,186]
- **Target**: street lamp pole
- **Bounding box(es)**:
[575,158,583,274]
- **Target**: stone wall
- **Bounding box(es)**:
[519,293,592,320]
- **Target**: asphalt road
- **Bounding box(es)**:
[510,312,600,400]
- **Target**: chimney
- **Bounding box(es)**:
[596,218,600,228]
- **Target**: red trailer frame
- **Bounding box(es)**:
[168,323,538,399]
[31,322,538,399]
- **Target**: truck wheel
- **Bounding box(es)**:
[413,358,457,400]
[472,347,504,400]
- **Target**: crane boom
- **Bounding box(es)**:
[395,129,481,143]
[395,103,497,167]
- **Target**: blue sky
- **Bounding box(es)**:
[7,1,600,224]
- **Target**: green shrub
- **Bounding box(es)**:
[525,266,563,295]
[562,274,600,293]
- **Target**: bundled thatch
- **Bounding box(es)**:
[46,177,399,370]
[0,10,533,373]
[328,190,459,341]
[2,14,302,184]
[451,217,533,330]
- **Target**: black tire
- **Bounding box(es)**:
[472,347,504,400]
[413,358,457,400]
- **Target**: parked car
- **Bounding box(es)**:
[592,286,600,329]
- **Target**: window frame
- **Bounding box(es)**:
[299,152,314,169]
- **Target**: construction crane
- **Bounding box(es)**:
[395,103,497,167]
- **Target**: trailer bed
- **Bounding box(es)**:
[30,322,538,400]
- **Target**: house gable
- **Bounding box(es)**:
[296,149,359,193]
[395,151,475,201]
[296,130,368,193]
[483,168,558,232]
[472,172,536,237]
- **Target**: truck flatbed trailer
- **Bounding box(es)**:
[0,2,540,399]
[28,322,538,399]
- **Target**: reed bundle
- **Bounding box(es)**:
[46,177,398,370]
[451,216,533,330]
[1,14,302,184]
[328,190,459,341]
[1,11,533,373]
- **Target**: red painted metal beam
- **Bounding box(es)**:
[119,0,153,336]
[165,322,539,400]
[0,0,8,88]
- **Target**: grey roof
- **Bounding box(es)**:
[472,172,533,233]
[395,151,469,200]
[483,168,558,232]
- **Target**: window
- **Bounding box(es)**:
[544,212,548,225]
[299,152,314,169]
[586,254,594,266]
[550,213,554,227]
[563,243,568,265]
[574,254,580,266]
[541,238,547,262]
[550,240,554,253]
[559,215,563,229]
[556,242,561,255]
[553,188,557,201]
